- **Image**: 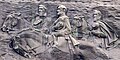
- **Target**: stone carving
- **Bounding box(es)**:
[72,15,88,40]
[0,1,120,60]
[90,10,118,49]
[9,4,50,58]
[1,10,21,33]
[7,4,109,60]
[51,5,79,47]
[32,4,47,30]
[47,5,81,56]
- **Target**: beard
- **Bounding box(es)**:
[39,12,44,16]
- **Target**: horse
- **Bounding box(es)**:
[9,29,109,60]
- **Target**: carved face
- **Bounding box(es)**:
[57,7,64,16]
[93,10,101,21]
[38,6,46,16]
[57,5,66,16]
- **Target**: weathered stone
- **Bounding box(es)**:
[0,1,119,60]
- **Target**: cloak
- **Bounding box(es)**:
[98,21,118,44]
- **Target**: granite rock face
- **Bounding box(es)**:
[0,1,120,60]
[0,1,120,36]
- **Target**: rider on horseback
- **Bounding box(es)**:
[51,5,79,52]
[10,4,50,58]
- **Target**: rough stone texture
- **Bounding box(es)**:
[0,1,120,60]
[0,1,120,36]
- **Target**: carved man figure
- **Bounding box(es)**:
[25,5,50,54]
[1,10,21,33]
[11,5,50,56]
[32,4,50,33]
[91,10,118,49]
[51,5,79,49]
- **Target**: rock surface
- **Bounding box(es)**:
[0,1,120,60]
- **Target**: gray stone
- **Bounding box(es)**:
[0,1,119,60]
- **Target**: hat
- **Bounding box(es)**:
[58,5,67,10]
[38,5,47,10]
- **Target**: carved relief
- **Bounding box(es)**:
[0,1,119,60]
